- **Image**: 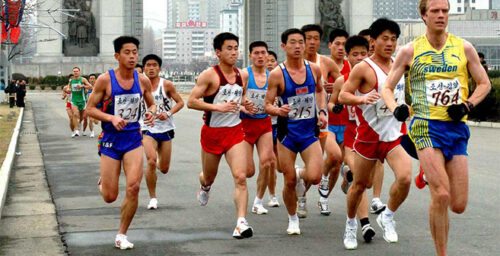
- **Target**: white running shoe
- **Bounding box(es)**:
[115,234,134,250]
[295,166,305,197]
[318,197,331,216]
[370,198,387,214]
[90,131,95,138]
[71,131,76,138]
[252,204,268,215]
[318,176,329,198]
[297,196,307,218]
[147,198,158,210]
[377,214,398,243]
[287,219,300,235]
[343,222,358,250]
[197,186,210,206]
[361,224,376,242]
[82,131,87,136]
[233,219,253,239]
[267,195,280,207]
[74,130,80,137]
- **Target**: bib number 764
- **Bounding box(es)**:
[431,89,460,106]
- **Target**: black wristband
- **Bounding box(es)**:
[319,109,327,116]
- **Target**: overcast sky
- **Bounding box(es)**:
[143,0,167,30]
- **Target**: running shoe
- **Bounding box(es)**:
[343,221,358,250]
[361,224,376,242]
[252,204,268,215]
[370,198,387,214]
[147,198,158,210]
[295,166,305,197]
[318,176,329,198]
[318,197,331,216]
[415,166,428,189]
[71,131,76,138]
[287,219,300,235]
[74,130,80,137]
[82,131,87,136]
[197,186,210,206]
[376,214,398,243]
[90,131,95,138]
[233,219,253,239]
[267,195,279,207]
[297,196,307,218]
[115,234,134,250]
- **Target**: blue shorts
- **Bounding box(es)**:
[279,134,318,153]
[409,118,470,161]
[144,130,175,143]
[272,124,278,146]
[328,124,346,144]
[98,129,143,160]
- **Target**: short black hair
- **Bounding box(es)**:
[478,52,485,59]
[113,36,140,53]
[281,28,305,44]
[329,29,349,43]
[89,73,97,78]
[213,32,239,51]
[345,36,370,54]
[142,54,162,67]
[301,24,323,38]
[358,29,371,37]
[249,41,268,53]
[268,50,277,61]
[369,18,400,39]
[68,74,74,78]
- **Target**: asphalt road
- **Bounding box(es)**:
[29,92,499,256]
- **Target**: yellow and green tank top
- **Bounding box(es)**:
[408,33,469,122]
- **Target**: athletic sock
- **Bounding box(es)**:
[322,174,329,180]
[237,217,246,225]
[319,196,328,203]
[253,197,263,206]
[347,217,357,228]
[201,185,211,191]
[360,217,370,227]
[382,208,395,220]
[289,214,299,222]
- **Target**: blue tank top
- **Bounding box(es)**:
[101,69,142,132]
[241,66,269,119]
[279,60,317,137]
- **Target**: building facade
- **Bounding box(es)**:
[449,0,491,14]
[162,27,219,65]
[373,0,420,19]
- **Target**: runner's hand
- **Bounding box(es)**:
[447,103,469,121]
[318,112,328,129]
[111,116,128,131]
[393,104,410,122]
[243,99,258,115]
[331,103,344,114]
[278,104,290,117]
[145,111,155,126]
[157,112,168,120]
[217,101,239,113]
[363,93,380,105]
[324,82,334,94]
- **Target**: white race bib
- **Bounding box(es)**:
[288,93,315,120]
[376,82,405,117]
[348,105,356,121]
[214,84,243,107]
[115,93,141,122]
[247,89,266,114]
[426,78,462,107]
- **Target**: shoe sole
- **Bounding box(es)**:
[267,203,279,208]
[362,228,375,243]
[115,245,133,250]
[147,206,157,210]
[376,216,397,243]
[287,230,301,235]
[297,212,307,218]
[251,209,268,215]
[370,204,386,214]
[233,229,253,239]
[320,211,331,216]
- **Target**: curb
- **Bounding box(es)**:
[466,120,500,128]
[0,107,24,219]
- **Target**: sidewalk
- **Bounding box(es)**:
[0,102,65,255]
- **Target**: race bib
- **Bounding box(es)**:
[376,82,405,117]
[214,84,243,107]
[114,93,141,122]
[348,105,356,121]
[426,78,462,107]
[72,83,82,91]
[247,89,266,114]
[288,93,315,120]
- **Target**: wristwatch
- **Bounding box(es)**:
[465,101,474,111]
[166,111,172,117]
[319,109,327,116]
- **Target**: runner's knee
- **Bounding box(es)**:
[432,189,450,208]
[126,182,141,198]
[233,171,247,186]
[450,198,467,214]
[102,190,118,203]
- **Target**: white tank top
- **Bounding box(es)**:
[144,78,176,133]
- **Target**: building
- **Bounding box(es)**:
[162,27,219,65]
[373,0,420,19]
[449,0,490,14]
[220,0,244,61]
[168,0,230,29]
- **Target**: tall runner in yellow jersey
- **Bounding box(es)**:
[381,1,491,255]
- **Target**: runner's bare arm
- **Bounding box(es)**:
[328,76,345,110]
[312,64,327,128]
[81,77,93,90]
[382,43,413,113]
[464,41,491,107]
[265,68,287,116]
[86,74,116,123]
[187,69,238,113]
[239,68,257,114]
[325,56,341,83]
[164,80,184,115]
[339,63,377,105]
[140,74,156,126]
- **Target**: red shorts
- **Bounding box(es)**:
[66,102,72,110]
[353,136,402,163]
[343,121,357,149]
[201,123,244,155]
[242,116,272,145]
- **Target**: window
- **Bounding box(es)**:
[458,0,461,3]
[458,7,461,12]
[472,0,475,3]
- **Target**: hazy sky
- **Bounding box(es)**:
[143,0,167,30]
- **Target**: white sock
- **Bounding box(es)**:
[253,197,263,206]
[372,197,381,203]
[383,208,395,220]
[289,214,299,222]
[322,174,329,180]
[320,196,328,203]
[347,217,357,228]
[237,217,246,224]
[269,194,276,198]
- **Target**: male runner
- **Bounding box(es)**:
[381,1,491,255]
[142,54,184,210]
[187,32,254,239]
[329,35,376,243]
[69,67,92,137]
[135,64,143,74]
[81,75,95,137]
[240,41,276,215]
[86,36,156,249]
[62,74,74,136]
[300,24,342,217]
[265,28,327,234]
[87,73,98,137]
[339,18,412,249]
[358,29,375,56]
[265,50,280,207]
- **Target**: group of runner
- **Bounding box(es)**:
[80,0,490,255]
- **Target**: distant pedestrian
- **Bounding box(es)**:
[16,80,26,108]
[6,79,17,108]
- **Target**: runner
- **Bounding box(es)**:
[329,35,376,243]
[264,28,327,234]
[62,74,74,136]
[339,18,412,249]
[186,32,255,239]
[300,24,342,217]
[358,29,375,56]
[142,54,184,210]
[381,1,491,255]
[87,74,99,136]
[240,41,276,215]
[135,64,143,74]
[86,36,156,249]
[69,67,93,137]
[265,50,280,207]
